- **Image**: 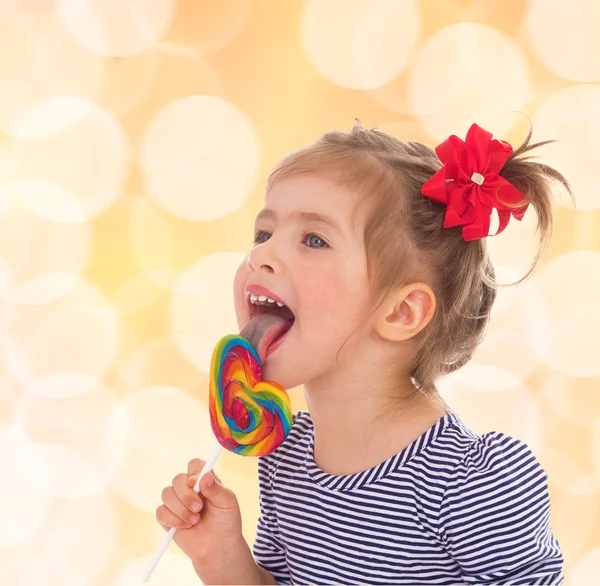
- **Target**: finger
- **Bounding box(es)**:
[156,504,194,530]
[199,472,235,508]
[188,472,223,494]
[172,472,204,513]
[187,458,207,476]
[162,483,202,525]
[187,458,223,484]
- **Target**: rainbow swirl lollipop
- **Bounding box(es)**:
[143,334,292,582]
[209,334,292,456]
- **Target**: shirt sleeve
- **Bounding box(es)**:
[252,415,297,585]
[439,431,564,585]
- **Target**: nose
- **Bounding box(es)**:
[247,239,281,274]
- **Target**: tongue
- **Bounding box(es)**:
[240,314,290,364]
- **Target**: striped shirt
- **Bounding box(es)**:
[252,411,564,585]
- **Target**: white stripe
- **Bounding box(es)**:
[253,412,563,584]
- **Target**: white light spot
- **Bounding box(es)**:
[170,252,245,372]
[12,98,129,221]
[106,388,214,511]
[140,96,260,222]
[57,0,177,57]
[526,0,600,82]
[523,251,600,376]
[301,0,420,90]
[533,84,600,210]
[409,23,530,140]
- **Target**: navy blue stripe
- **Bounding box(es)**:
[252,411,563,585]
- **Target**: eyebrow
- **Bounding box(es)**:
[255,209,343,235]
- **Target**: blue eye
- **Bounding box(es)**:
[304,233,328,248]
[253,230,271,244]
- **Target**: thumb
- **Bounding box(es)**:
[199,472,235,507]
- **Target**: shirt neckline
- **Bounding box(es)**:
[304,411,461,491]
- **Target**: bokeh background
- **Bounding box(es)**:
[0,0,599,584]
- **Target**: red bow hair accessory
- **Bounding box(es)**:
[421,123,529,241]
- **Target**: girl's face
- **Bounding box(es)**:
[233,173,373,389]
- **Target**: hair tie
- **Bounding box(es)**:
[421,123,529,241]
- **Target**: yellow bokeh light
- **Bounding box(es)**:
[38,495,117,586]
[301,0,420,90]
[542,448,599,496]
[526,0,600,82]
[13,440,108,499]
[9,178,91,224]
[486,197,545,277]
[533,84,600,210]
[540,373,600,429]
[0,2,38,133]
[453,331,538,392]
[33,14,106,106]
[0,192,91,296]
[164,0,254,56]
[0,490,118,586]
[544,485,599,562]
[117,335,205,396]
[111,46,224,149]
[139,95,260,222]
[112,270,177,317]
[0,257,15,302]
[12,97,129,221]
[57,0,177,57]
[0,424,53,546]
[523,251,600,376]
[6,276,120,384]
[26,371,112,400]
[409,22,530,140]
[8,96,99,140]
[571,547,600,586]
[170,251,245,373]
[9,272,80,306]
[449,258,542,393]
[128,196,175,276]
[113,387,210,460]
[536,400,600,497]
[96,49,158,118]
[114,553,199,586]
[106,389,215,512]
[594,424,600,486]
[12,381,121,498]
[0,140,11,186]
[0,13,105,137]
[437,377,542,450]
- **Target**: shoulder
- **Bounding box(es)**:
[438,430,564,583]
[448,430,545,486]
[426,418,547,508]
[440,429,551,539]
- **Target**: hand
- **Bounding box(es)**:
[156,458,244,564]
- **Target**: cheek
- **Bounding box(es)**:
[302,270,369,329]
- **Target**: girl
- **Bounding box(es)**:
[156,122,569,585]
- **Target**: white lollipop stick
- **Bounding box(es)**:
[141,444,224,583]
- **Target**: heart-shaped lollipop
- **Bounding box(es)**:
[209,334,292,456]
[143,333,291,582]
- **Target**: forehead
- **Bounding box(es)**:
[264,173,362,221]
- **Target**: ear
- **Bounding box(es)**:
[374,283,436,342]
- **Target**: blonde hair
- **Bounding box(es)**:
[266,122,572,403]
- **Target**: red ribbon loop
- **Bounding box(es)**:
[421,123,529,241]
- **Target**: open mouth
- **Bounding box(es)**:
[240,293,296,363]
